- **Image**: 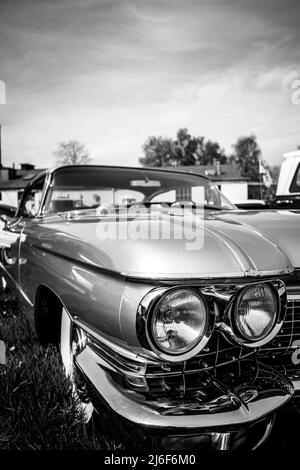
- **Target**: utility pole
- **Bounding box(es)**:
[0,80,6,169]
[0,124,2,169]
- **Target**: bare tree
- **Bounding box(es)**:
[54,140,90,165]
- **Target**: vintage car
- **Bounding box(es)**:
[0,203,17,219]
[1,164,300,450]
[273,150,300,209]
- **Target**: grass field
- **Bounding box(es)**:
[0,289,109,450]
[1,287,299,451]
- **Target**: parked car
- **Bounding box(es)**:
[0,204,17,289]
[272,150,300,209]
[0,203,17,219]
[233,199,269,210]
[0,165,300,450]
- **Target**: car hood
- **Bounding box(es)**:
[29,211,293,279]
[217,209,300,269]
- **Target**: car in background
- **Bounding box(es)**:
[233,199,269,210]
[1,165,300,450]
[273,150,300,209]
[0,203,17,219]
[0,204,17,234]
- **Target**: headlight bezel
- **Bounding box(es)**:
[137,287,214,362]
[226,280,286,348]
[233,283,278,342]
[136,279,287,361]
[149,288,209,356]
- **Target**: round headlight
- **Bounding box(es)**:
[234,283,277,341]
[150,289,208,355]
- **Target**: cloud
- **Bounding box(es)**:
[0,0,300,168]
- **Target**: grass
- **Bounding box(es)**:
[0,289,106,450]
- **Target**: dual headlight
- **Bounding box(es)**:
[233,283,277,342]
[150,289,208,355]
[141,282,283,360]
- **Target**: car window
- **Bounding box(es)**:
[43,166,235,215]
[290,164,300,193]
[150,183,232,208]
[19,177,45,217]
[46,188,145,213]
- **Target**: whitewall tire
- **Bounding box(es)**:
[60,307,94,423]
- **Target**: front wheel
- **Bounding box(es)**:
[60,307,94,423]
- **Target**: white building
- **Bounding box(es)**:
[160,164,249,203]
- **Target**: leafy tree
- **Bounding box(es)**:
[230,135,276,200]
[173,128,197,166]
[201,139,227,165]
[230,135,261,181]
[139,128,227,166]
[55,140,90,165]
[139,136,174,167]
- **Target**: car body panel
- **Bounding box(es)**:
[217,210,300,268]
[16,213,292,280]
[18,222,126,342]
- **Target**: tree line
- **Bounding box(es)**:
[53,130,278,184]
[139,128,267,183]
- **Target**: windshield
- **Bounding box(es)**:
[44,166,235,215]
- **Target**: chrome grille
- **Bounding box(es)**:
[146,299,300,383]
[145,331,255,380]
[185,332,254,372]
[259,299,300,357]
[144,298,300,397]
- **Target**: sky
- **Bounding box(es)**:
[0,0,300,169]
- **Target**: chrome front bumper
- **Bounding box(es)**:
[75,344,294,432]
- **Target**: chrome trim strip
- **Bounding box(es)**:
[37,170,53,218]
[0,262,33,307]
[73,316,158,366]
[251,415,275,450]
[122,268,294,280]
[123,271,247,279]
[212,432,231,450]
[291,379,300,391]
[288,294,300,300]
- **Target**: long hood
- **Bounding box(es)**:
[217,209,300,269]
[27,212,293,279]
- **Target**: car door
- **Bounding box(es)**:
[0,175,46,291]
